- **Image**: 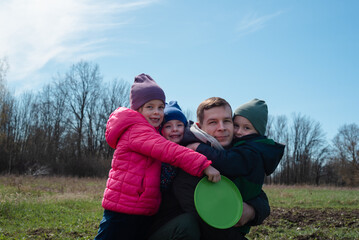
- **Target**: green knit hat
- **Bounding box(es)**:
[233,99,268,136]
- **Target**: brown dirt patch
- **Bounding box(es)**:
[265,207,359,229]
[250,207,359,239]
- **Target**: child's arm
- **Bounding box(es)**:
[189,142,260,178]
[175,141,221,182]
[128,124,216,178]
[203,165,221,182]
[186,142,200,151]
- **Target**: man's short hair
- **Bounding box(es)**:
[197,97,232,124]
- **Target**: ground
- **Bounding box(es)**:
[249,207,359,240]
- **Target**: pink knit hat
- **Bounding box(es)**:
[130,73,166,110]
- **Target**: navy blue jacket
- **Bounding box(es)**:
[197,133,285,201]
[194,133,284,235]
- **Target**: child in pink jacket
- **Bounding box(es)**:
[95,74,220,240]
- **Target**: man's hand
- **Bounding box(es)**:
[187,142,200,151]
[233,202,255,227]
[203,165,221,182]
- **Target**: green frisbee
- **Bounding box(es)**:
[194,175,243,229]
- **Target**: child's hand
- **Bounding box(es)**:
[186,142,200,150]
[203,165,221,183]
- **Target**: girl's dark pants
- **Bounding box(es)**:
[94,210,151,240]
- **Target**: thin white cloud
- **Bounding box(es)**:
[236,11,283,36]
[0,0,157,82]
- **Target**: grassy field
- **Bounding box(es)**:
[248,185,359,240]
[0,176,358,240]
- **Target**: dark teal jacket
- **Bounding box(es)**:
[198,134,284,200]
[196,133,285,233]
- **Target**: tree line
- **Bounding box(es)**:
[0,60,130,176]
[0,59,358,186]
[266,114,358,186]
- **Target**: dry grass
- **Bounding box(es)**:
[0,175,106,203]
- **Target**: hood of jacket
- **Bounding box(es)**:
[106,107,154,149]
[234,134,285,176]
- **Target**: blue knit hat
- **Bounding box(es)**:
[163,101,187,126]
[130,73,166,110]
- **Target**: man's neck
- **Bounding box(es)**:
[190,123,224,150]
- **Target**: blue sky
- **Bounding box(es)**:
[1,0,358,141]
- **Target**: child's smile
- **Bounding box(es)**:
[138,99,165,128]
[161,120,185,144]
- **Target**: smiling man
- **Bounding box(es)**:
[147,97,272,240]
[176,97,270,222]
[195,98,234,147]
[182,97,285,240]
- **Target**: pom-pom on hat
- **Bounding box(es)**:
[163,101,187,127]
[234,98,268,136]
[130,73,166,110]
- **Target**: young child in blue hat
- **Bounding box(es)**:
[160,100,188,191]
[146,101,203,240]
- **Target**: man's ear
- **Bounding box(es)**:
[196,122,201,129]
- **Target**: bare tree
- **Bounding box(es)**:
[321,156,342,185]
[332,123,359,186]
[102,78,130,116]
[27,84,66,174]
[0,58,17,173]
[0,56,9,90]
[289,113,327,184]
[267,115,288,144]
[311,146,330,185]
[63,61,102,160]
[0,59,133,176]
[5,91,37,173]
[100,78,130,158]
[0,97,17,174]
[266,115,290,184]
[0,57,10,136]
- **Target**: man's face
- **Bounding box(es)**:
[198,105,234,147]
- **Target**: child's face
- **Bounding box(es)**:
[233,115,258,138]
[161,120,185,143]
[138,99,165,128]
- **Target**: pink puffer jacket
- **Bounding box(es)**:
[102,107,211,216]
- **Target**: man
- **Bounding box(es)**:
[148,97,270,240]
